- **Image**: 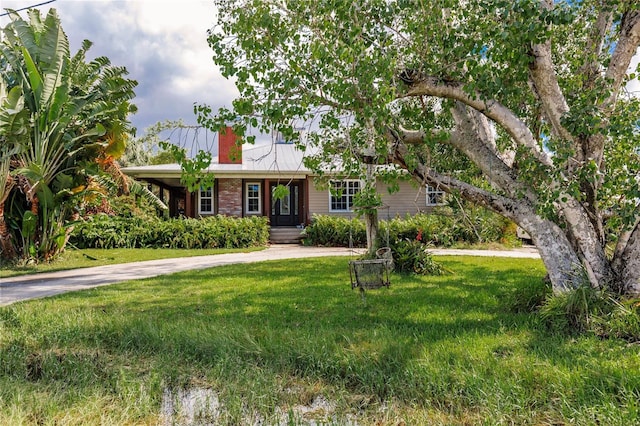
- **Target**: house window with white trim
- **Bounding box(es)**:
[245,182,262,214]
[199,186,214,214]
[330,180,360,212]
[426,185,445,206]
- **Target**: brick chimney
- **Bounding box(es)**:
[218,126,242,164]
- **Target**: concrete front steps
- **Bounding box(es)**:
[269,227,304,244]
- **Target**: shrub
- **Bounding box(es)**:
[302,215,366,247]
[390,239,443,275]
[69,215,269,249]
[539,282,640,341]
[539,285,610,334]
[303,208,516,248]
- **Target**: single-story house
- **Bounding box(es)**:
[122,127,444,240]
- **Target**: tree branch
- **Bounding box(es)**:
[528,40,574,144]
[613,215,640,272]
[532,0,571,134]
[403,78,553,167]
[580,8,615,87]
[448,102,537,203]
[604,9,640,108]
[388,103,538,204]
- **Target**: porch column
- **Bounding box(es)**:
[304,178,310,225]
[264,179,271,223]
[185,190,194,218]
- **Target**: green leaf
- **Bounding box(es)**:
[68,123,107,144]
[21,46,43,105]
[22,211,37,238]
[272,184,290,201]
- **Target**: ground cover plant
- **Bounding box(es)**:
[2,256,640,424]
[0,247,264,279]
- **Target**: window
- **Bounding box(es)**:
[199,186,214,214]
[330,180,360,212]
[245,182,262,214]
[426,185,445,206]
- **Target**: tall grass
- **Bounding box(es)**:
[2,256,640,424]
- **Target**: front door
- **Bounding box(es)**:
[270,182,301,226]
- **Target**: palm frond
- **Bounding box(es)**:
[39,10,70,107]
[0,86,30,145]
[127,178,168,211]
[92,174,168,212]
[0,157,15,204]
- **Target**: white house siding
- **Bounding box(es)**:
[307,178,428,220]
[307,183,341,217]
[379,179,427,218]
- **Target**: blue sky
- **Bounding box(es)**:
[1,0,239,141]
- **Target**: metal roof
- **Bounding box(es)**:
[122,142,312,181]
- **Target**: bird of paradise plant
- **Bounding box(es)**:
[0,8,161,262]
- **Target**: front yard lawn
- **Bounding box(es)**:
[1,256,639,424]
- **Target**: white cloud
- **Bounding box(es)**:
[1,0,237,138]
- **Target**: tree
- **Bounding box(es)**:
[120,120,190,167]
[200,0,640,296]
[0,8,140,261]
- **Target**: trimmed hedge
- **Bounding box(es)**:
[303,207,517,248]
[70,214,270,249]
[301,215,367,247]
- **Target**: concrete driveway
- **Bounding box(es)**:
[0,245,540,306]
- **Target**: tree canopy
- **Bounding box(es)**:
[200,0,640,295]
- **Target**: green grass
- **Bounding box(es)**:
[1,256,639,424]
[0,247,264,278]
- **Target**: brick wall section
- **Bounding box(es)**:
[217,178,243,216]
[219,126,242,164]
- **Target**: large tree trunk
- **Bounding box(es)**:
[558,198,613,289]
[519,214,584,293]
[389,140,586,294]
[391,101,622,294]
[617,223,640,296]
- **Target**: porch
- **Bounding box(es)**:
[269,226,304,244]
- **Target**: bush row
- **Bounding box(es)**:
[69,214,270,249]
[302,207,517,248]
[302,216,367,247]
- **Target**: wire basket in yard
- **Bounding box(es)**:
[349,259,390,290]
[375,246,394,272]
